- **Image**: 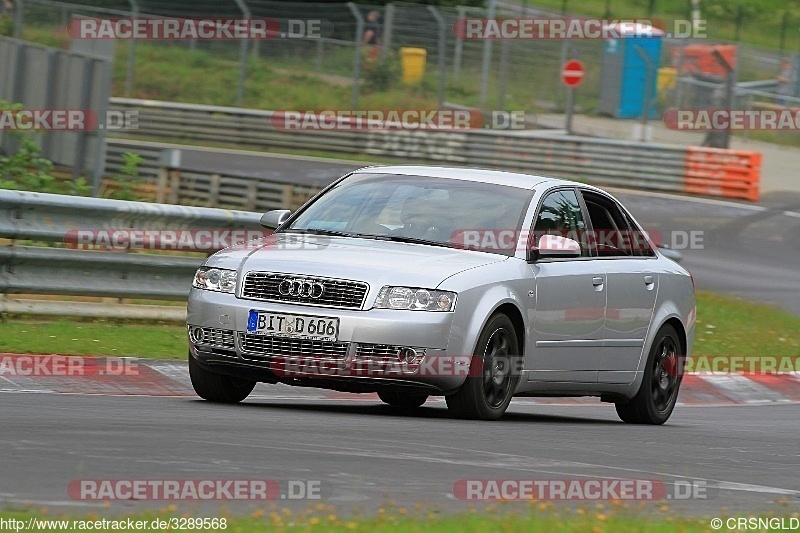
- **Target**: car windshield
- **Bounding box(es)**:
[283,173,534,256]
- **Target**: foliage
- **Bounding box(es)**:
[363,52,401,93]
[104,151,144,200]
[0,13,13,37]
[0,100,91,196]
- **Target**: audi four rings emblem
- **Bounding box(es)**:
[278,278,325,298]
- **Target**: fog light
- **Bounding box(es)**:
[190,327,206,344]
[399,347,420,364]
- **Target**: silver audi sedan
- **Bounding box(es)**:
[187,165,695,424]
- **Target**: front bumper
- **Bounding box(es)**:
[187,289,466,394]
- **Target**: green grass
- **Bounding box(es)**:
[0,504,796,532]
[0,291,797,361]
[0,317,187,359]
[693,290,800,357]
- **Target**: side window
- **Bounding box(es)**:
[621,209,656,257]
[581,191,651,257]
[532,189,589,257]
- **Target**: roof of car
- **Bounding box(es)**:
[352,165,586,191]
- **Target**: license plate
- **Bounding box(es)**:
[247,310,339,341]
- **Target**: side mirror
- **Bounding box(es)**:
[527,234,581,261]
[658,246,683,263]
[260,209,291,229]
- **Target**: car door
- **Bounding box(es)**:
[528,188,605,383]
[579,189,658,384]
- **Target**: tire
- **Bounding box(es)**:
[615,325,684,425]
[446,314,519,420]
[188,352,256,403]
[377,390,428,408]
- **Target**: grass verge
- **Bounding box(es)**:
[0,317,186,359]
[0,291,797,361]
[0,505,797,533]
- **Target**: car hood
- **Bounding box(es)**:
[206,233,507,289]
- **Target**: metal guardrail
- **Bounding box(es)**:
[0,189,263,302]
[108,97,761,201]
[105,139,324,212]
[0,176,684,318]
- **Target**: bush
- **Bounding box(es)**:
[0,14,12,37]
[0,100,91,196]
[363,51,400,92]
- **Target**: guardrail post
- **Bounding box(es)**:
[381,4,394,62]
[125,0,139,97]
[427,6,446,109]
[233,0,251,106]
[168,170,181,204]
[246,181,258,211]
[347,3,363,109]
[478,0,496,107]
[158,149,182,204]
[633,44,654,142]
[453,6,466,79]
[208,174,221,207]
[12,0,22,38]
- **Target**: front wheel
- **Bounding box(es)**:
[188,352,256,403]
[615,325,684,425]
[446,314,519,420]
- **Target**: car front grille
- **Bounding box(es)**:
[239,333,350,360]
[241,272,368,309]
[356,344,405,361]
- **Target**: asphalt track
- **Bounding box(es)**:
[2,147,799,519]
[1,391,799,515]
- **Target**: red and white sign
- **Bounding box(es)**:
[561,59,584,87]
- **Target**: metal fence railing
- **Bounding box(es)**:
[105,139,325,211]
[0,188,263,303]
[107,97,762,201]
[12,0,796,120]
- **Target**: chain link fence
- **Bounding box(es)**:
[5,0,800,140]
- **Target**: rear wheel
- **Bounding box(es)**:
[446,314,519,420]
[615,325,683,425]
[377,390,428,408]
[188,352,256,403]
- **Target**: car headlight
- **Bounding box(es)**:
[193,267,237,293]
[374,286,457,312]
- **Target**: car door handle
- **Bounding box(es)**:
[644,275,655,285]
[592,276,604,286]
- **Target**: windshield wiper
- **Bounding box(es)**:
[282,229,453,248]
[371,234,453,248]
[282,228,356,237]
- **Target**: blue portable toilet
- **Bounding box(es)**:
[597,22,663,119]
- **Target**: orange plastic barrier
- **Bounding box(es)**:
[683,147,761,202]
[672,44,737,80]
